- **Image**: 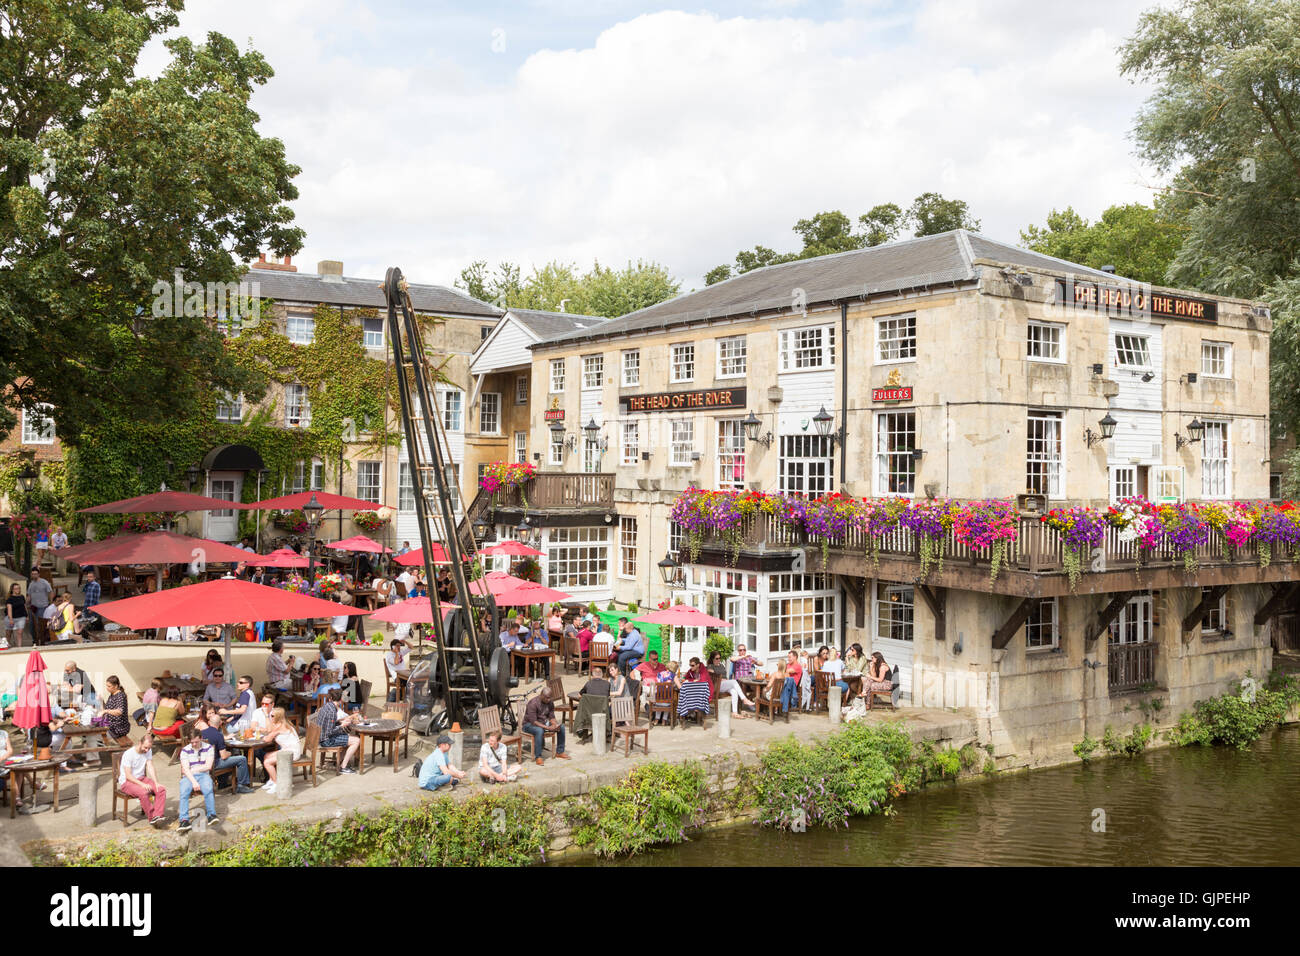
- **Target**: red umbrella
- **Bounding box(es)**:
[246,547,309,568]
[56,530,250,567]
[244,491,381,511]
[468,573,570,606]
[93,578,369,629]
[79,491,249,514]
[635,604,733,628]
[479,540,543,557]
[327,535,392,554]
[395,544,458,566]
[13,650,53,730]
[370,597,458,624]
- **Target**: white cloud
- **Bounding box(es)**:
[146,1,1161,291]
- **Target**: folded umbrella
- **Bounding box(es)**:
[13,650,52,731]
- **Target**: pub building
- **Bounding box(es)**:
[466,229,1292,767]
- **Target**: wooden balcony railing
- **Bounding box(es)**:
[490,473,615,511]
[1108,642,1157,695]
[688,512,1285,577]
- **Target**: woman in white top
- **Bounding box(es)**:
[823,647,849,698]
[477,728,523,784]
[259,707,301,792]
[373,576,394,606]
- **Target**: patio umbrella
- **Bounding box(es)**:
[469,574,570,607]
[479,540,543,557]
[635,604,733,665]
[93,577,371,677]
[244,491,381,511]
[55,530,252,591]
[12,650,52,733]
[246,547,309,568]
[78,491,250,514]
[369,597,458,624]
[327,534,392,554]
[394,543,455,566]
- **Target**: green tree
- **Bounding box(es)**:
[703,264,733,286]
[1020,202,1186,284]
[458,258,679,317]
[0,1,303,442]
[792,210,861,258]
[859,203,904,247]
[1120,0,1300,447]
[907,192,980,236]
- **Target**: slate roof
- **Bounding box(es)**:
[244,267,503,319]
[508,308,609,339]
[533,230,1122,349]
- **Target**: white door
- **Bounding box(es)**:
[870,581,914,703]
[1151,466,1185,503]
[205,471,243,542]
[724,596,759,655]
[1108,593,1153,644]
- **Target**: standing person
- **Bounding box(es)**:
[418,733,466,791]
[259,707,300,793]
[796,645,813,711]
[98,675,133,747]
[117,734,167,827]
[194,706,254,793]
[201,649,225,683]
[3,582,26,649]
[780,650,802,716]
[309,688,360,774]
[80,569,101,631]
[176,728,218,831]
[25,570,53,645]
[521,687,570,766]
[51,592,77,641]
[478,728,523,784]
[50,526,69,575]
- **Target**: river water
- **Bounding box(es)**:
[566,726,1300,866]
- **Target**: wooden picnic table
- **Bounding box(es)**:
[7,757,61,817]
[510,646,555,680]
[55,724,113,752]
[348,588,377,611]
[224,734,273,781]
[352,718,404,774]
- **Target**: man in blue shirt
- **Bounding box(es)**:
[81,570,101,629]
[498,622,522,649]
[418,734,466,791]
[614,617,645,672]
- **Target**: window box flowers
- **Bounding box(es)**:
[479,461,536,512]
[352,510,388,533]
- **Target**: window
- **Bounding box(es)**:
[716,336,747,378]
[515,375,528,405]
[216,312,241,338]
[780,325,835,371]
[363,316,384,349]
[1026,598,1059,650]
[1027,320,1063,361]
[875,411,916,495]
[287,311,315,345]
[582,354,604,389]
[875,582,914,643]
[216,391,243,424]
[398,463,415,511]
[1201,341,1231,378]
[779,435,833,495]
[621,422,639,466]
[285,384,312,428]
[445,464,461,512]
[1201,421,1229,498]
[289,459,322,494]
[515,431,527,464]
[550,359,566,393]
[546,527,609,591]
[717,419,746,490]
[621,349,640,387]
[583,437,601,474]
[1272,473,1283,500]
[479,392,500,435]
[311,460,324,492]
[619,517,637,578]
[20,404,55,445]
[671,343,695,383]
[875,313,917,362]
[1113,334,1151,368]
[549,429,565,465]
[668,521,685,560]
[481,325,491,342]
[438,388,463,432]
[1200,587,1228,634]
[1026,410,1063,498]
[769,574,836,653]
[670,419,694,466]
[357,461,381,504]
[1108,593,1153,645]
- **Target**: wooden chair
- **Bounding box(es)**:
[477,705,522,763]
[303,717,346,785]
[755,677,787,724]
[356,679,373,714]
[588,640,611,677]
[565,634,589,675]
[292,724,319,783]
[650,682,676,728]
[812,671,832,713]
[867,667,898,711]
[110,750,153,826]
[515,698,557,759]
[610,696,649,756]
[547,677,575,731]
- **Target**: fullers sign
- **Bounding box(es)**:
[623,387,747,414]
[873,386,913,402]
[1055,278,1217,323]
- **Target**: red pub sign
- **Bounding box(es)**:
[622,386,747,414]
[872,386,913,402]
[544,409,565,421]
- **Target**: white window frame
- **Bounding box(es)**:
[671,343,695,384]
[438,387,463,433]
[549,359,566,393]
[21,404,55,445]
[1025,598,1059,650]
[1113,333,1151,369]
[716,335,748,379]
[1026,410,1063,499]
[514,431,527,464]
[621,349,640,387]
[356,461,382,504]
[310,459,324,493]
[619,516,637,579]
[286,311,315,345]
[875,313,917,364]
[479,392,501,436]
[780,325,836,372]
[1027,320,1064,363]
[873,581,914,643]
[621,421,639,467]
[717,418,746,490]
[1201,420,1229,499]
[778,434,834,496]
[670,419,694,466]
[582,354,604,390]
[1108,593,1153,645]
[874,410,917,495]
[1200,587,1228,634]
[549,431,565,466]
[1109,465,1137,504]
[397,463,416,512]
[362,316,384,350]
[769,573,838,654]
[285,384,312,428]
[216,391,243,424]
[515,375,529,405]
[545,527,610,591]
[1201,341,1231,379]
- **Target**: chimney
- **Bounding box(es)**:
[1100,264,1116,274]
[250,254,297,273]
[317,260,344,283]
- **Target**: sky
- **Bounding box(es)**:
[141,0,1167,294]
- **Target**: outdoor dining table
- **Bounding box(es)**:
[351,718,404,774]
[224,735,273,781]
[510,646,556,680]
[348,588,377,611]
[55,724,114,754]
[6,757,62,817]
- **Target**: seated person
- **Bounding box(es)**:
[339,661,364,713]
[478,728,523,784]
[201,649,225,684]
[384,638,411,700]
[498,622,522,650]
[217,675,256,730]
[61,660,97,708]
[418,734,466,791]
[203,668,237,707]
[151,689,186,738]
[579,665,610,698]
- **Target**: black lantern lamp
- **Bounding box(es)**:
[742,410,772,447]
[1084,413,1118,449]
[1175,418,1206,450]
[16,463,38,495]
[658,552,681,587]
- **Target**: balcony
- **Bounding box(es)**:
[1108,642,1157,695]
[685,510,1300,598]
[490,473,614,511]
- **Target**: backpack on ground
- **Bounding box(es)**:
[410,758,422,779]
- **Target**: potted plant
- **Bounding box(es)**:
[704,632,734,662]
